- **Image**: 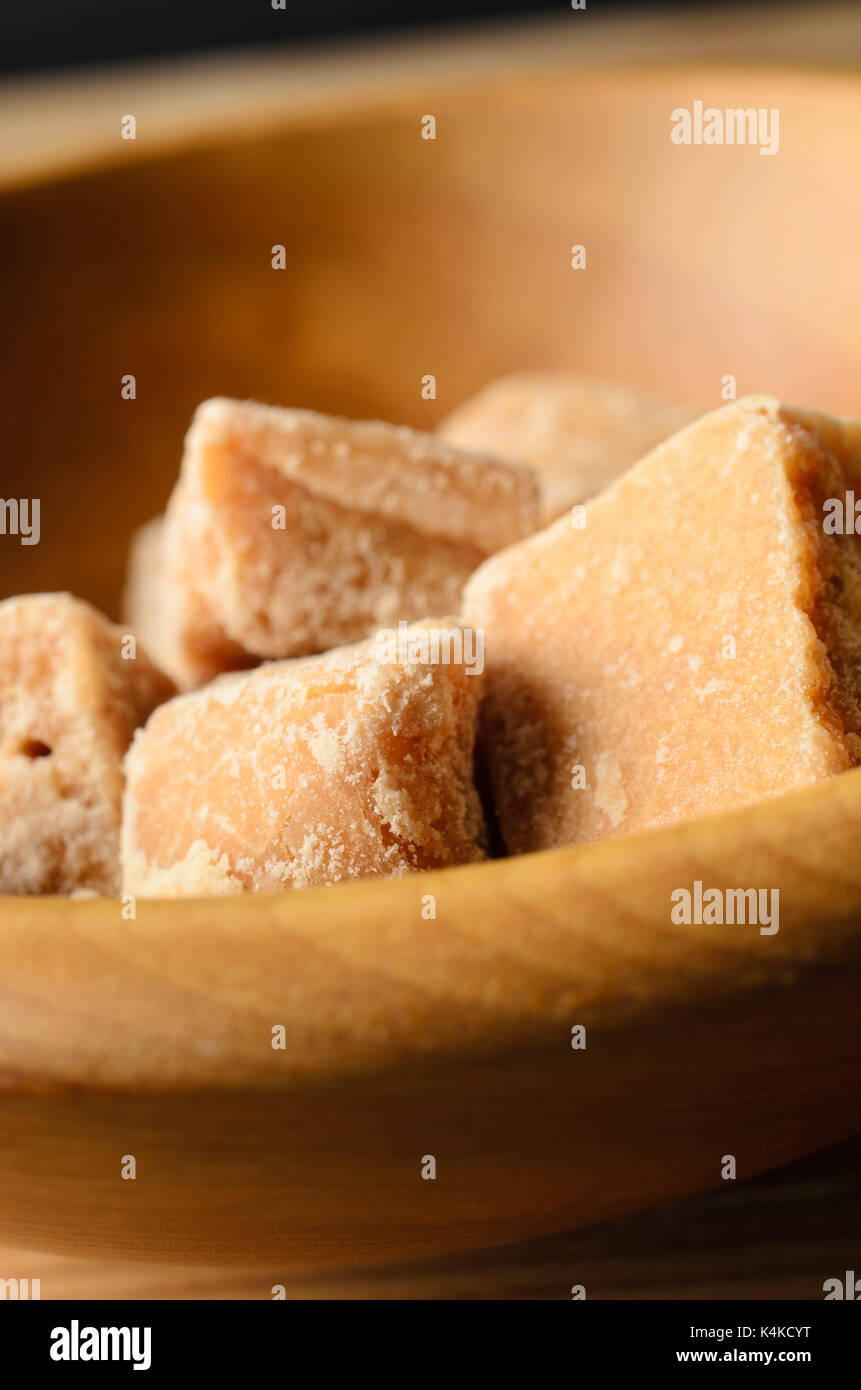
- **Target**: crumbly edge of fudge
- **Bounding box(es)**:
[124,513,257,689]
[438,371,698,520]
[462,396,861,850]
[162,463,489,671]
[184,396,541,553]
[122,620,487,895]
[0,593,173,894]
[777,404,861,763]
[137,399,540,687]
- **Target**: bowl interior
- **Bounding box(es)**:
[3,65,861,1263]
[2,64,861,614]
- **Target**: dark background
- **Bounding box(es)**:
[0,1,793,76]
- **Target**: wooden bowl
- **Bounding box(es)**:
[2,62,861,1265]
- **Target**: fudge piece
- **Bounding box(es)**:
[0,593,174,894]
[122,619,487,896]
[462,397,861,854]
[134,398,539,688]
[123,514,255,693]
[122,516,169,674]
[438,372,697,523]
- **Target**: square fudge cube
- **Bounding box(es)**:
[0,593,174,894]
[439,372,697,523]
[122,618,487,895]
[462,397,861,853]
[128,399,539,688]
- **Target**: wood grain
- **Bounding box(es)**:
[1,1133,859,1299]
[1,768,861,1263]
[3,4,861,188]
[1,28,861,1276]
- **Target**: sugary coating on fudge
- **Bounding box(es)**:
[146,398,540,688]
[122,618,487,896]
[0,593,174,894]
[438,371,698,523]
[462,396,861,854]
[123,514,254,693]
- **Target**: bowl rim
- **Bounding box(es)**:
[2,765,861,1097]
[4,54,861,1099]
[3,58,861,196]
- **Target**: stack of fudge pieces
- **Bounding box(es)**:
[3,378,861,898]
